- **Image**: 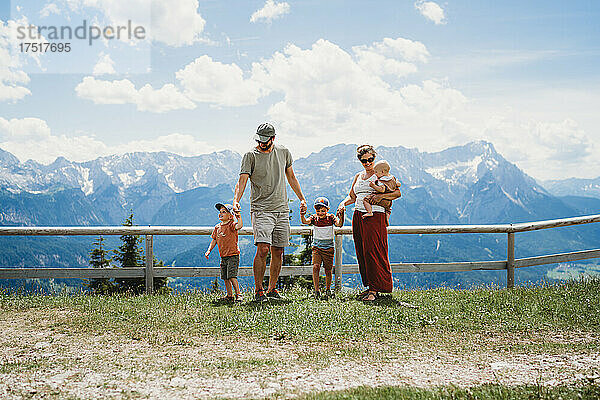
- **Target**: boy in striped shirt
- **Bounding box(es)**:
[300,197,344,299]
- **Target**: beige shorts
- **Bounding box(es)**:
[251,211,290,247]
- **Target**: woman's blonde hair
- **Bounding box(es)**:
[356,144,376,160]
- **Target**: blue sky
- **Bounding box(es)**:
[0,0,599,180]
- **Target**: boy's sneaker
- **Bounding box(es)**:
[266,289,283,300]
[312,290,321,300]
[324,289,333,299]
[254,290,267,303]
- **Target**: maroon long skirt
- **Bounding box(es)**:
[352,210,393,293]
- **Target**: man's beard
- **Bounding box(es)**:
[259,142,273,151]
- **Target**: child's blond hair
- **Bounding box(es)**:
[374,160,390,175]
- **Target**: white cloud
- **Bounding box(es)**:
[136,83,196,112]
[61,0,206,47]
[0,117,215,164]
[75,76,195,112]
[354,37,430,63]
[114,133,217,156]
[68,36,598,180]
[247,39,465,151]
[0,117,51,140]
[480,116,596,180]
[415,1,446,25]
[151,0,206,46]
[92,52,116,75]
[0,19,32,102]
[352,37,429,78]
[250,0,290,24]
[40,3,61,18]
[176,55,262,106]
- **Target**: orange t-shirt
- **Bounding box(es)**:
[211,220,240,257]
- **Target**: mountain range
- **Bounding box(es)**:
[1,141,599,289]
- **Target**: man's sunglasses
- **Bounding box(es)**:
[256,137,273,144]
[360,156,375,164]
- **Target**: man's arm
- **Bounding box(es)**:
[285,165,307,213]
[233,174,249,212]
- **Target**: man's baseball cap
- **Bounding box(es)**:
[254,122,276,142]
[314,197,330,208]
[215,203,234,214]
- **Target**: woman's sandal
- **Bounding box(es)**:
[362,292,378,302]
[355,289,370,300]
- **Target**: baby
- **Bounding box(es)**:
[363,160,400,221]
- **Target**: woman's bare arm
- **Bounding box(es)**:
[369,181,386,193]
[371,188,401,202]
[338,173,360,211]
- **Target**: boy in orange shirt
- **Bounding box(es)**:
[205,203,243,302]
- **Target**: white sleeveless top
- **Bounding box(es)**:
[353,172,385,213]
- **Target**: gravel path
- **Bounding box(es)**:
[1,310,599,399]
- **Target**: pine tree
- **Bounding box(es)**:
[113,213,145,294]
[84,235,114,294]
[153,257,170,294]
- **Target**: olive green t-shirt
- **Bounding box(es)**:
[240,145,293,212]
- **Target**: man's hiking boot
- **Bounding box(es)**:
[254,290,267,303]
[266,289,283,300]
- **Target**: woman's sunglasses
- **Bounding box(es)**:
[360,156,375,164]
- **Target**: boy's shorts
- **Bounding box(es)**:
[312,247,334,271]
[251,211,290,247]
[220,254,239,280]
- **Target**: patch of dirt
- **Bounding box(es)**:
[1,310,599,399]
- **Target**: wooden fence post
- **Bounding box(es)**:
[334,233,343,292]
[507,232,515,288]
[145,234,154,294]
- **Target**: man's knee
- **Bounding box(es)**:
[313,264,321,273]
[270,246,284,258]
[256,244,270,258]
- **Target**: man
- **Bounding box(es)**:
[233,123,307,302]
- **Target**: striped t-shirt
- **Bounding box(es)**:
[306,214,335,249]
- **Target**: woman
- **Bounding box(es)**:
[337,145,401,301]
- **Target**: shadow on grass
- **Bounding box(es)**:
[366,294,419,309]
[244,298,293,309]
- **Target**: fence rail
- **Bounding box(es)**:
[1,214,599,293]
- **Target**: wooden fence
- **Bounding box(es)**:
[1,214,599,294]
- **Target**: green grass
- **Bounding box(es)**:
[1,278,599,350]
[298,382,600,400]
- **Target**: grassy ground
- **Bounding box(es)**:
[1,279,599,399]
[2,279,598,347]
[300,382,600,400]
